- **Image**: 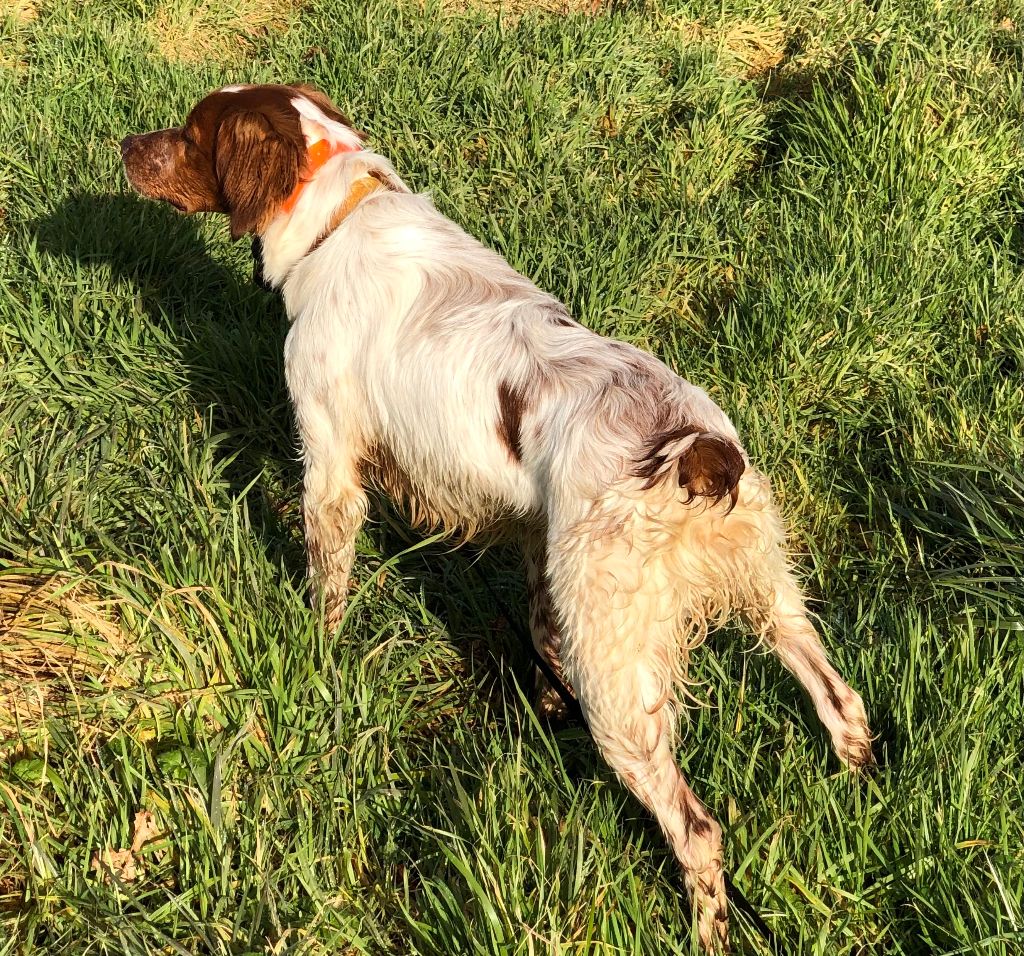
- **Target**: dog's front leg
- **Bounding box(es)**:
[286,330,369,631]
[302,451,367,632]
[523,534,574,718]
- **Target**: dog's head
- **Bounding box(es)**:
[121,84,363,240]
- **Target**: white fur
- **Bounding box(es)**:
[256,96,875,952]
[290,96,364,152]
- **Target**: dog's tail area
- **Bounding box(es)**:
[632,424,745,508]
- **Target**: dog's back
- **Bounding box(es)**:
[283,183,746,539]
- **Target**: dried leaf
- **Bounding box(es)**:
[90,848,137,883]
[130,810,159,854]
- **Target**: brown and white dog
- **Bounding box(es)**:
[122,83,874,950]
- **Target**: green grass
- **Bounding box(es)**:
[2,0,1023,952]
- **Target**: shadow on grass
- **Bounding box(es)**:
[27,189,886,953]
[752,38,888,174]
[30,190,307,569]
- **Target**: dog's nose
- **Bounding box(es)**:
[120,135,137,159]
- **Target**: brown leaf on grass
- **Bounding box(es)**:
[90,809,160,884]
[90,848,138,884]
[130,810,160,854]
[598,105,619,138]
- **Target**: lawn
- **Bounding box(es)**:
[1,0,1023,952]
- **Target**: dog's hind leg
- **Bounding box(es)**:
[523,534,573,718]
[547,529,729,951]
[751,566,874,770]
[732,475,874,770]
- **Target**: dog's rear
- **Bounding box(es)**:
[544,436,872,948]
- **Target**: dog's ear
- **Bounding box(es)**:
[215,108,304,240]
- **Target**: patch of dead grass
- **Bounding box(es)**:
[1,0,38,73]
[149,0,299,65]
[0,568,134,752]
[423,0,601,17]
[0,0,37,21]
[674,16,788,79]
[0,564,273,764]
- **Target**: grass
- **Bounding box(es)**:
[1,0,1023,952]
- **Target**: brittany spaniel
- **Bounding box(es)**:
[122,83,874,950]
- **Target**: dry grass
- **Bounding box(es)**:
[427,0,601,17]
[0,564,265,750]
[0,567,132,908]
[674,16,788,79]
[0,0,37,21]
[0,0,38,72]
[0,569,133,754]
[148,0,299,65]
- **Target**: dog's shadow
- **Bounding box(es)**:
[31,190,308,569]
[31,190,887,952]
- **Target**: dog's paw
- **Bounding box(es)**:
[834,698,876,773]
[839,730,877,773]
[692,864,730,952]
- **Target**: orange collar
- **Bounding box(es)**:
[281,139,360,214]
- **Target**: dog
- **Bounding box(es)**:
[122,83,874,950]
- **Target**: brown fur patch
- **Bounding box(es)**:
[679,791,713,839]
[545,305,576,328]
[633,425,699,486]
[634,425,744,508]
[211,97,306,238]
[496,380,528,463]
[808,658,846,714]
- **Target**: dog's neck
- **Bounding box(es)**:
[281,138,361,214]
[256,152,397,290]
